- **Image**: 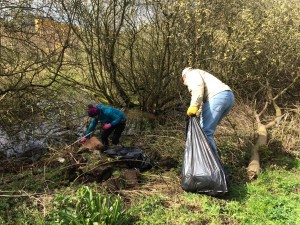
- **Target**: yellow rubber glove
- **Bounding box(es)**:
[187,106,198,116]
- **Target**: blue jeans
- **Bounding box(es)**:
[200,91,234,155]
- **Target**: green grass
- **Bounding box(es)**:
[125,165,299,225]
[0,113,299,225]
[225,168,300,225]
[1,153,299,225]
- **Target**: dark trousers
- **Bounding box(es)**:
[101,122,126,146]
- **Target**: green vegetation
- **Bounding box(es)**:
[0,106,299,224]
[0,0,299,224]
[46,186,129,225]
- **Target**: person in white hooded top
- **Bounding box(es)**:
[182,67,234,156]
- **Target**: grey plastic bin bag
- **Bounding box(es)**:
[181,117,228,196]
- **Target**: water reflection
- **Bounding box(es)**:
[0,108,158,160]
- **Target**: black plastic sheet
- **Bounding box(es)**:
[181,117,228,195]
[104,146,154,172]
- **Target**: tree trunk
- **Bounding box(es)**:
[247,99,282,181]
[247,123,267,180]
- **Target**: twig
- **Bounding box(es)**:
[0,191,46,198]
[63,131,95,150]
[0,93,7,101]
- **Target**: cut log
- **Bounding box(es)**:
[247,124,267,180]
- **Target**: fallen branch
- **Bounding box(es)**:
[247,98,282,180]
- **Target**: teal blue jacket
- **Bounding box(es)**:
[85,104,126,138]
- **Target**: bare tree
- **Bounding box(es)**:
[0,1,74,95]
[56,0,185,112]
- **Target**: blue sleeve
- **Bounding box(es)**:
[85,118,98,138]
[109,113,121,126]
[106,109,122,126]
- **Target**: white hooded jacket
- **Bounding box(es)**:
[183,69,231,109]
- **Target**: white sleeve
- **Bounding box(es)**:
[187,73,204,108]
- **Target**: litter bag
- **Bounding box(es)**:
[181,117,228,195]
[104,146,154,172]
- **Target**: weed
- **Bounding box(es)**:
[46,186,130,225]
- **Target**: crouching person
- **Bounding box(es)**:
[80,104,126,147]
